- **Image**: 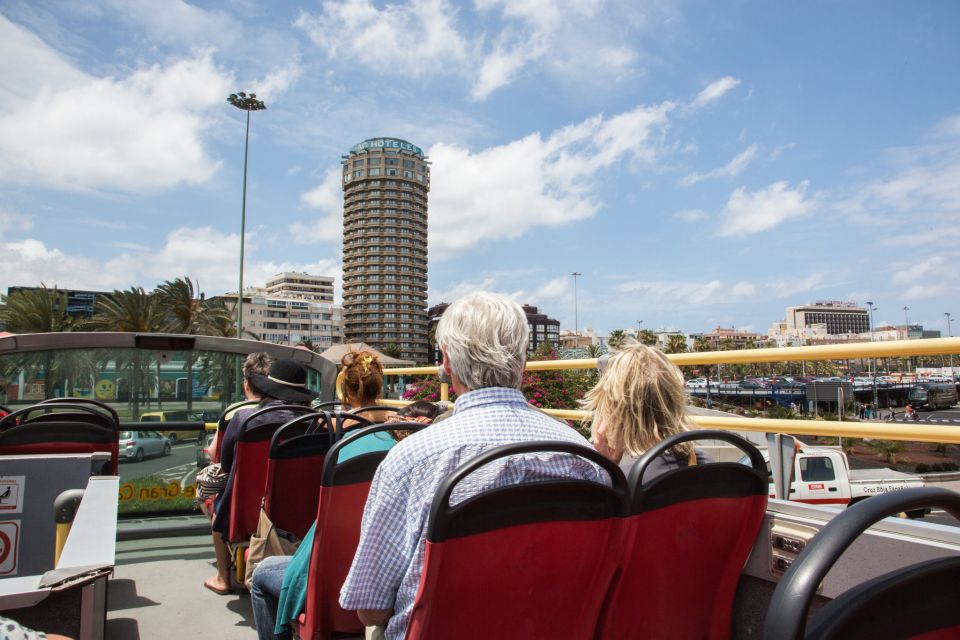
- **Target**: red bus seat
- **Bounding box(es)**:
[0,400,121,474]
[764,486,960,640]
[225,404,314,543]
[294,422,426,640]
[404,441,628,640]
[596,430,768,640]
[213,399,259,463]
[263,412,333,539]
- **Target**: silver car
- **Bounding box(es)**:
[120,430,171,462]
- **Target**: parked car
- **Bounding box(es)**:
[119,430,171,462]
[139,410,204,443]
[685,378,708,388]
[196,431,215,468]
[738,380,765,389]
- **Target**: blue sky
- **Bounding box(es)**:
[1,0,958,336]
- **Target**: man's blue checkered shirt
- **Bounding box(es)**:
[339,387,607,639]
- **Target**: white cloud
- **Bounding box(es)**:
[892,256,946,286]
[292,101,673,256]
[613,272,826,308]
[679,144,758,187]
[291,168,344,245]
[427,102,673,258]
[0,228,341,296]
[297,0,647,100]
[673,209,706,222]
[0,208,33,240]
[94,0,239,48]
[0,16,232,192]
[295,0,469,79]
[836,114,960,228]
[690,76,741,110]
[718,180,816,237]
[428,277,501,306]
[250,61,304,103]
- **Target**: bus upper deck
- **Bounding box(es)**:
[1,332,959,639]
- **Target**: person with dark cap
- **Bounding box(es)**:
[204,357,317,595]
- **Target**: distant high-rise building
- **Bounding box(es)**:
[341,138,430,362]
[786,301,870,335]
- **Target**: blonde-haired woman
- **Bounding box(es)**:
[582,344,712,475]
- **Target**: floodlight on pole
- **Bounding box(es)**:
[637,320,643,338]
[227,91,267,339]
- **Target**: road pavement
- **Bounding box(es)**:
[118,441,199,487]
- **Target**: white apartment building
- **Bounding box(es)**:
[218,273,344,348]
[265,272,334,303]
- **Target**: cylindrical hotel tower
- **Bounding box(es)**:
[341,138,430,363]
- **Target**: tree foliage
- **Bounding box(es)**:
[0,284,75,333]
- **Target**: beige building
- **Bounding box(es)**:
[265,272,333,303]
[695,327,767,350]
[341,137,430,363]
[217,273,344,348]
[785,301,869,335]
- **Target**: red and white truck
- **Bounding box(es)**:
[760,446,926,512]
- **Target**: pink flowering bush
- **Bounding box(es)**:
[402,376,457,403]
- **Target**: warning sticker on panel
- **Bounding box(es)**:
[0,477,25,514]
[0,521,20,576]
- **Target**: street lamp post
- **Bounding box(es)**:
[571,272,581,338]
[903,305,912,373]
[946,312,954,383]
[227,91,267,338]
[637,320,643,339]
[866,301,878,406]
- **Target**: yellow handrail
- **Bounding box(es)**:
[381,337,960,443]
[383,338,960,376]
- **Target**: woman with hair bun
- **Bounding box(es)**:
[338,350,391,424]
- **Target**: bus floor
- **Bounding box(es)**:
[107,534,256,639]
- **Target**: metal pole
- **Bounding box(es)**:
[571,272,581,337]
[237,108,250,338]
[947,312,954,383]
[867,302,878,407]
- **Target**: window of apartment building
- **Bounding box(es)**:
[385,158,399,165]
[386,169,398,176]
[353,159,363,168]
[368,157,381,165]
[402,159,414,168]
[368,168,381,176]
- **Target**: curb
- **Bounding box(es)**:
[920,472,960,483]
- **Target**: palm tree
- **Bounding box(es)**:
[693,335,716,387]
[638,329,658,346]
[0,285,78,398]
[0,284,75,333]
[607,329,628,351]
[155,277,233,410]
[665,334,688,354]
[86,287,165,418]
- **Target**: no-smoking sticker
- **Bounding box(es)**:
[0,520,20,576]
[0,476,25,513]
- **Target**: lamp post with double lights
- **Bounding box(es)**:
[227,91,267,338]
